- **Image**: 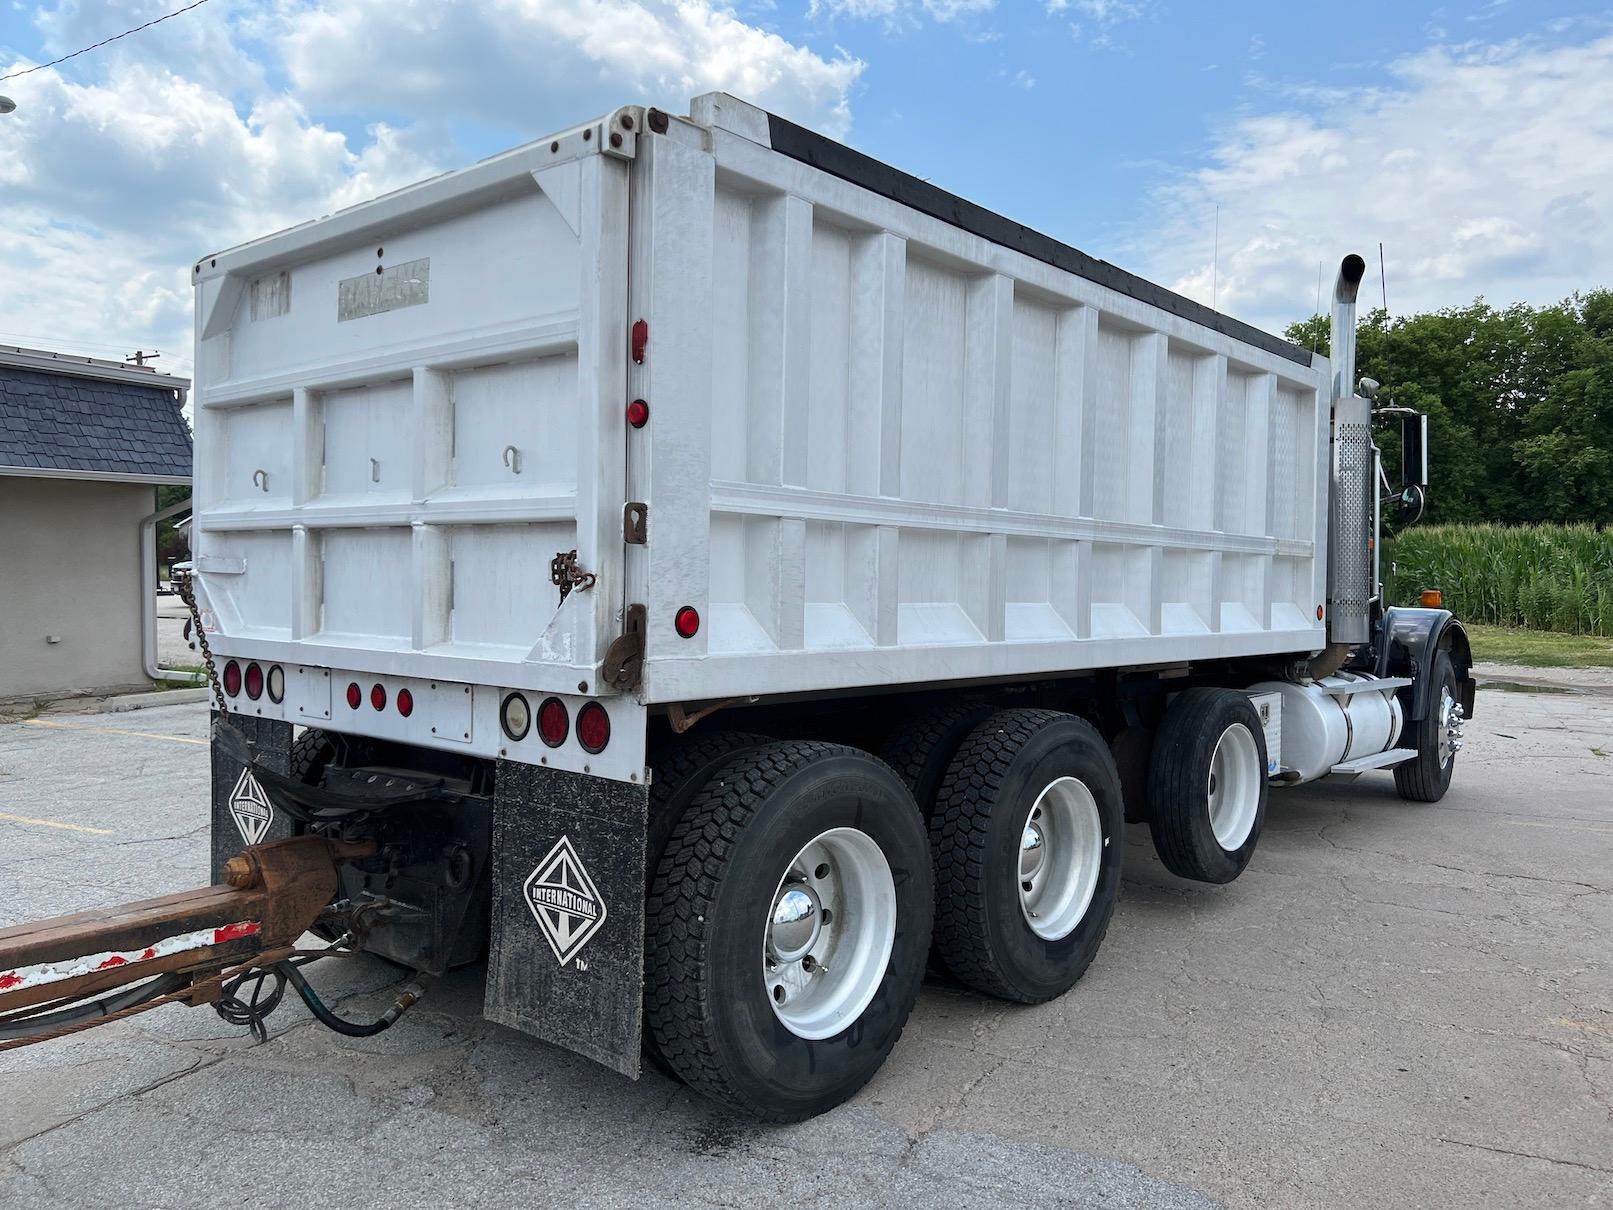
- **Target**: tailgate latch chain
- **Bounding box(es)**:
[550,550,597,604]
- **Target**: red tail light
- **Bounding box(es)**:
[346,682,362,710]
[577,702,611,753]
[674,606,700,639]
[370,683,387,711]
[244,662,264,700]
[537,697,569,748]
[626,398,650,428]
[223,661,242,697]
[396,688,414,717]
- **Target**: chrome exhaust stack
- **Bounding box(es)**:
[1327,253,1373,647]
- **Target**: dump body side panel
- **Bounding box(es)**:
[638,99,1329,704]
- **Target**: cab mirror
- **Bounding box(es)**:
[1401,412,1428,488]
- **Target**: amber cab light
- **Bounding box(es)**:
[577,702,611,753]
[537,697,569,748]
[1420,589,1443,608]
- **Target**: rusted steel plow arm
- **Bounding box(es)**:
[0,836,375,1050]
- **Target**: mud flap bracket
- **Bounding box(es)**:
[484,760,648,1077]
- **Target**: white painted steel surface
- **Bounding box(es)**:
[192,92,1330,728]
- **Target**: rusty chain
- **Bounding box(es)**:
[174,567,228,715]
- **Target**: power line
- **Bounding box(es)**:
[0,0,217,84]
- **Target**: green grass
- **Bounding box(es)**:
[1384,523,1613,636]
[1464,624,1613,668]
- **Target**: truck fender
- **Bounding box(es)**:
[1375,607,1476,722]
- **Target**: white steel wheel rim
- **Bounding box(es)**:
[764,827,896,1041]
[1017,776,1104,942]
[1208,723,1261,851]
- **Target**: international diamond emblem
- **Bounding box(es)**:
[524,836,607,966]
[228,768,274,846]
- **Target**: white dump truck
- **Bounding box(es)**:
[0,93,1473,1120]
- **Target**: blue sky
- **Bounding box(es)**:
[2,0,1610,370]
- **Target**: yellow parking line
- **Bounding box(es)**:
[0,810,115,835]
[1506,819,1613,835]
[20,718,206,746]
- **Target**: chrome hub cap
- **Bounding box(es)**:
[1208,723,1260,852]
[1438,688,1465,768]
[768,885,822,963]
[764,827,896,1041]
[1017,777,1104,942]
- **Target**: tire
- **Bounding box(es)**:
[640,729,769,1080]
[878,698,997,818]
[1148,688,1268,884]
[1394,648,1460,803]
[644,741,932,1121]
[930,709,1124,1004]
[645,730,770,878]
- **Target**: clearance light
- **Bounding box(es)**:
[266,665,285,703]
[1420,589,1443,608]
[626,399,650,428]
[346,682,362,710]
[223,661,242,697]
[244,662,264,701]
[537,697,569,748]
[675,606,700,639]
[577,702,611,753]
[500,692,531,742]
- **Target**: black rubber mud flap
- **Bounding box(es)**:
[209,713,294,882]
[485,759,649,1078]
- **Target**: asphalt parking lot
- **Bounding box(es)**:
[1,683,1609,1208]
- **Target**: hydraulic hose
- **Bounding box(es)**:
[280,963,425,1037]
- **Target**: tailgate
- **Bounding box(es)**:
[189,111,638,692]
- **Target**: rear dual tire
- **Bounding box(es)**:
[930,710,1125,1004]
[643,742,932,1121]
[1147,689,1269,885]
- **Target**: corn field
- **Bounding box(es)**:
[1383,524,1613,636]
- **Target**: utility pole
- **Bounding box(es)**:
[126,349,160,367]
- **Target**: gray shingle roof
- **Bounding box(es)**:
[0,365,192,479]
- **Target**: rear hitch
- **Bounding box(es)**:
[0,834,425,1051]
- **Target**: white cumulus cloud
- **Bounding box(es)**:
[1138,34,1613,333]
[0,0,863,373]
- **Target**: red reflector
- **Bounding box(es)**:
[346,682,362,709]
[577,702,611,753]
[396,688,414,717]
[630,319,648,364]
[537,697,569,748]
[674,606,700,639]
[370,683,387,711]
[222,661,242,697]
[626,398,650,428]
[244,662,264,701]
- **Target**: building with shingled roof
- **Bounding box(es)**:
[1,345,193,700]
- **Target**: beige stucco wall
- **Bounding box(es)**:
[0,476,154,700]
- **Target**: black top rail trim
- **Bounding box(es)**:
[764,113,1313,368]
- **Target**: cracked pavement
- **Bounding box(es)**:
[1,686,1609,1208]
